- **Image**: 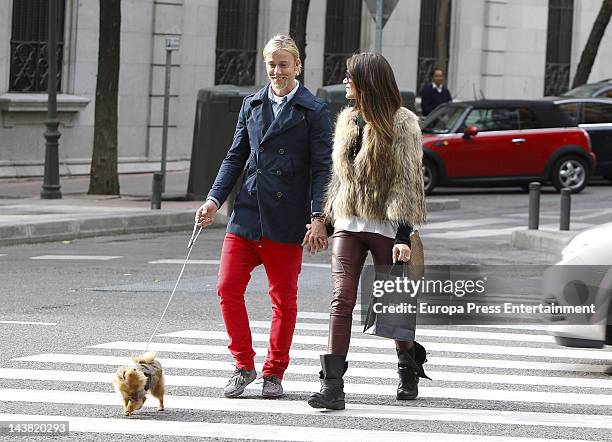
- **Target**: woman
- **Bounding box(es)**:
[306,53,428,410]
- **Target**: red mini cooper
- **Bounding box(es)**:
[420,100,595,194]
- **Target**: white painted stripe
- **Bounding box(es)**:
[298,312,549,332]
[0,413,572,441]
[0,320,57,326]
[157,330,612,360]
[30,255,122,261]
[422,218,508,230]
[1,370,611,406]
[92,340,612,364]
[13,354,612,389]
[0,396,610,433]
[19,352,610,375]
[148,259,330,268]
[0,254,6,257]
[249,321,554,343]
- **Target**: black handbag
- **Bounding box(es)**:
[362,232,424,340]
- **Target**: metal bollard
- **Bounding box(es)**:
[560,188,571,231]
[151,172,163,210]
[528,182,541,230]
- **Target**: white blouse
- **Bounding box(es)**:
[334,216,398,239]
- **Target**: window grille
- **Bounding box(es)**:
[323,0,362,86]
[417,0,451,94]
[544,0,574,96]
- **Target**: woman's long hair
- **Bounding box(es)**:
[347,53,402,147]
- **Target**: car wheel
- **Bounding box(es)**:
[423,159,438,195]
[551,156,589,193]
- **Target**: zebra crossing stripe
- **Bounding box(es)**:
[1,369,611,406]
[0,320,57,325]
[18,352,610,374]
[1,393,611,432]
[11,354,612,389]
[147,259,330,269]
[297,312,551,332]
[156,331,612,360]
[90,341,612,366]
[29,255,122,261]
[248,321,554,343]
[0,412,575,441]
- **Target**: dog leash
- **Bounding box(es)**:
[143,222,203,352]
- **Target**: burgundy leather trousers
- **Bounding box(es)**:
[328,229,414,355]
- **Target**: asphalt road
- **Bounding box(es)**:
[1,185,612,441]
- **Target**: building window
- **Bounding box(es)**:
[323,0,362,86]
[417,0,451,94]
[215,0,258,86]
[9,0,66,93]
[544,0,574,96]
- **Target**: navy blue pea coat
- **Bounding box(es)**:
[207,84,333,244]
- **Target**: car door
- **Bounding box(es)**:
[445,107,522,178]
[580,102,612,177]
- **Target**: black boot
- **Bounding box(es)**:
[396,342,430,400]
[307,354,347,410]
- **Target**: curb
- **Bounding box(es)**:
[0,211,229,247]
[511,229,576,255]
[426,198,460,211]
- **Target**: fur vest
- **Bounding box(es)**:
[324,106,426,226]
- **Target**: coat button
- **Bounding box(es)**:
[256,169,262,174]
[276,170,282,175]
[276,191,283,198]
[278,148,285,154]
[259,147,264,153]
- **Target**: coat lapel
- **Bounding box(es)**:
[261,84,316,144]
[247,86,273,146]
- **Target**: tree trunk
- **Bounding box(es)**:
[572,0,612,88]
[289,0,310,84]
[435,0,451,73]
[89,0,121,195]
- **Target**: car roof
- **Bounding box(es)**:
[550,97,612,105]
[448,99,561,109]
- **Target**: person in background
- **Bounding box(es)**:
[420,67,452,116]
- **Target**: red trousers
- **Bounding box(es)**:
[217,233,302,379]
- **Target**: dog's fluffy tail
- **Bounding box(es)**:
[132,351,157,364]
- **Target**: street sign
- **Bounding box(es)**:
[165,36,180,51]
[364,0,399,28]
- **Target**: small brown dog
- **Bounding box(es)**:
[112,352,165,416]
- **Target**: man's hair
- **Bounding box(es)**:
[263,34,302,75]
[431,67,444,77]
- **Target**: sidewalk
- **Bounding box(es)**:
[0,170,460,247]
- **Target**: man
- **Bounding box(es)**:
[420,67,452,116]
[195,35,332,399]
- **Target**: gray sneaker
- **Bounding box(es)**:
[262,375,284,398]
[224,367,256,398]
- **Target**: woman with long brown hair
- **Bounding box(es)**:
[306,53,428,410]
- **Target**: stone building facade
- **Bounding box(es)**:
[0,0,610,178]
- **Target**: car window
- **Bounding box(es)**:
[518,107,540,129]
[421,106,465,134]
[460,108,520,132]
[561,84,602,97]
[583,103,612,124]
[557,102,580,124]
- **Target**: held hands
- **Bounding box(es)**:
[302,219,328,254]
[195,200,218,228]
[392,244,411,263]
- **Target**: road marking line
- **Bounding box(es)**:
[10,355,611,389]
[422,218,509,230]
[147,259,330,268]
[249,321,554,343]
[0,254,6,257]
[2,397,612,431]
[0,412,573,441]
[1,370,611,406]
[19,352,610,374]
[158,330,610,360]
[297,312,551,332]
[29,255,122,261]
[0,320,57,326]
